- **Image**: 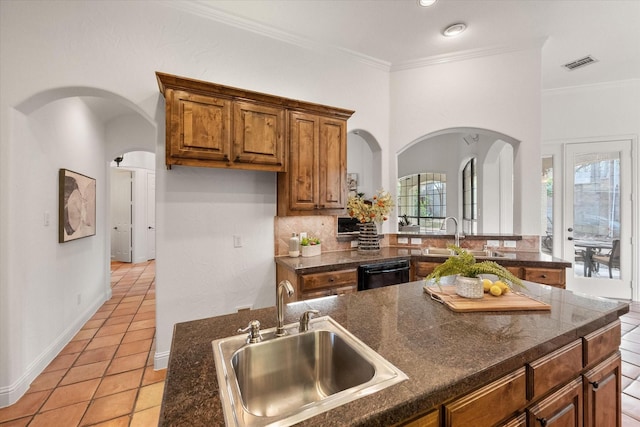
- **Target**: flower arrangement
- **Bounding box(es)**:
[347,189,394,223]
[300,236,320,246]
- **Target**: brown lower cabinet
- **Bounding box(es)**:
[398,321,621,427]
[276,264,357,301]
[413,260,566,289]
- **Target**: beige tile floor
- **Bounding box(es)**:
[0,260,164,427]
[2,261,640,426]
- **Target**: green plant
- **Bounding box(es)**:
[426,246,524,290]
[300,237,320,246]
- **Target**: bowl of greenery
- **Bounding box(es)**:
[425,246,524,298]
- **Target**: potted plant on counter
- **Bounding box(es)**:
[426,246,524,299]
[300,236,321,257]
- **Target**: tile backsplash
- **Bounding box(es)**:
[274,216,541,257]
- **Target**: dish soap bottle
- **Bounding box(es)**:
[288,233,300,257]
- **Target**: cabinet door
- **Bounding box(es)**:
[168,90,231,163]
[527,377,583,427]
[318,117,347,210]
[288,111,319,212]
[583,353,621,427]
[413,261,442,280]
[233,101,286,171]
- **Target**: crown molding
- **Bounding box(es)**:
[391,37,548,72]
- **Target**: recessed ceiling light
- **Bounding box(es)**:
[418,0,437,6]
[442,23,467,37]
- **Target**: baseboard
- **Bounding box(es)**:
[154,350,170,370]
[0,291,108,408]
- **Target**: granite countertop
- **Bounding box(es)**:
[275,247,571,274]
[159,281,628,426]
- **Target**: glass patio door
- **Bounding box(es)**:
[563,140,632,299]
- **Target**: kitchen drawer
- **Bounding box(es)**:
[444,367,526,427]
[522,267,565,287]
[583,320,621,368]
[527,339,582,401]
[300,285,357,300]
[300,269,357,292]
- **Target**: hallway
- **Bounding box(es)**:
[0,261,164,426]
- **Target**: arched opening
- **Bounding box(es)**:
[397,127,519,234]
[346,129,382,199]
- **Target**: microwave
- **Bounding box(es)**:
[337,217,359,234]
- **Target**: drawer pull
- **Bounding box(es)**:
[329,278,335,282]
[537,417,548,426]
[590,380,599,390]
[541,274,547,278]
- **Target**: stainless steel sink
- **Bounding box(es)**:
[422,247,505,258]
[212,316,407,427]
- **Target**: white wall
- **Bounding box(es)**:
[346,133,375,198]
[0,97,109,405]
[0,0,391,401]
[390,47,543,235]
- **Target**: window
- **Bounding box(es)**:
[397,173,446,232]
[462,158,477,234]
[541,156,553,254]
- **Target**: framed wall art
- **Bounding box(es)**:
[59,168,96,243]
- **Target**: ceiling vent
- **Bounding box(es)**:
[563,55,598,71]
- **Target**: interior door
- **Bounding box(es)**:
[110,169,132,263]
[563,140,632,299]
[146,172,156,261]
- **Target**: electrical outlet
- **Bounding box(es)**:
[299,232,307,240]
[397,237,409,244]
[486,240,500,247]
[411,238,422,245]
[350,240,358,248]
[233,235,242,248]
[503,240,517,248]
[43,211,50,227]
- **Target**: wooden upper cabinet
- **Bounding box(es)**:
[169,90,232,163]
[157,72,287,172]
[278,112,350,216]
[233,101,285,169]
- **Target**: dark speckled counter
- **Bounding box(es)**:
[159,280,627,426]
[275,247,571,274]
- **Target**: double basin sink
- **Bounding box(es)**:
[212,316,407,427]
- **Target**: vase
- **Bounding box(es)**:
[455,276,484,299]
[358,222,380,253]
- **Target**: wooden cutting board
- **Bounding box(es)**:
[423,285,551,312]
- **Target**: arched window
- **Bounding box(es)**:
[462,158,477,234]
[397,173,446,232]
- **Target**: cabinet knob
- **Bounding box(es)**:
[541,274,547,278]
[537,418,548,426]
[590,380,599,390]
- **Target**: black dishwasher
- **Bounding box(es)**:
[357,259,410,291]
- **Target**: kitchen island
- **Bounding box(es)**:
[159,280,627,426]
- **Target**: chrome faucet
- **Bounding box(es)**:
[442,216,462,247]
[275,280,294,337]
[299,309,320,333]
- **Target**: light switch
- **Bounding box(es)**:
[233,235,242,248]
[504,240,517,248]
[397,237,409,244]
[486,240,499,247]
[43,211,50,227]
[411,238,422,245]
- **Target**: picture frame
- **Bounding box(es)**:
[59,168,96,243]
[347,172,358,197]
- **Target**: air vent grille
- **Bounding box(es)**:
[563,55,598,71]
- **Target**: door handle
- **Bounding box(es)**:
[568,227,573,232]
[148,226,155,230]
[568,237,574,241]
